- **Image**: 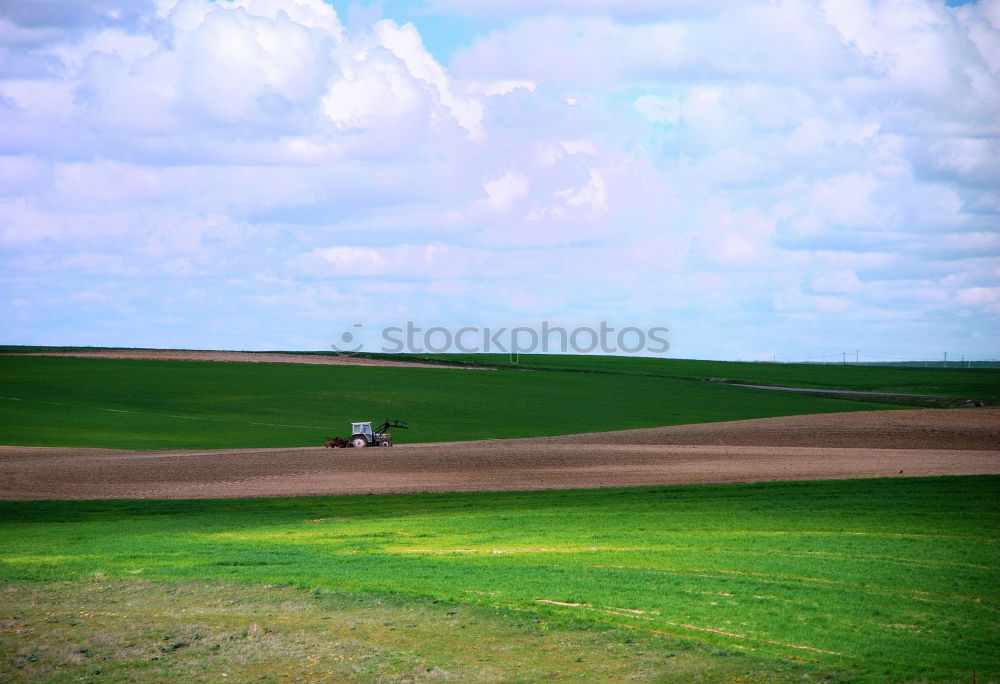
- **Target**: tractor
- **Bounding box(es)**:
[347,419,409,447]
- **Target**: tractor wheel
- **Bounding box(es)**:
[379,439,392,447]
[350,435,368,448]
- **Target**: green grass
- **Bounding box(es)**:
[0,355,907,449]
[3,350,996,680]
[408,353,1000,403]
[1,477,997,681]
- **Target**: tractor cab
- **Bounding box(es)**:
[351,420,375,442]
[351,421,374,445]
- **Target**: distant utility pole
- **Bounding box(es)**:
[944,351,948,366]
[842,351,846,365]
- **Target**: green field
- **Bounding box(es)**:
[0,354,923,449]
[1,477,997,681]
[406,353,1000,403]
[1,350,997,681]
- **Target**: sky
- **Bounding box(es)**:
[0,0,997,361]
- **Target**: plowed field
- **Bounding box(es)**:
[2,408,996,500]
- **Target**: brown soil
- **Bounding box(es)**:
[1,409,996,500]
[18,349,480,370]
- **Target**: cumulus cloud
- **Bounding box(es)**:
[0,0,997,359]
[427,0,740,22]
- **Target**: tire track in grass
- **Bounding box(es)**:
[664,544,998,572]
[534,599,845,656]
[588,564,998,611]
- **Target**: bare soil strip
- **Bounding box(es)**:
[2,409,997,500]
[547,408,1000,450]
[17,349,478,370]
[730,383,986,408]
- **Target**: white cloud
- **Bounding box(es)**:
[774,287,852,314]
[808,173,882,227]
[0,0,996,359]
[810,269,863,294]
[313,246,388,274]
[322,52,427,130]
[0,197,61,247]
[373,20,483,137]
[427,0,741,21]
[557,167,607,215]
[955,286,1000,313]
[560,139,598,156]
[483,172,530,212]
[0,78,76,121]
[470,80,536,97]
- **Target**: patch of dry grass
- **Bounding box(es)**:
[1,578,847,682]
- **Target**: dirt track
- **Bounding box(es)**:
[1,409,997,500]
[19,349,479,369]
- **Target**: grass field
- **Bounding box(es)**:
[405,353,1000,403]
[2,350,997,681]
[0,354,916,449]
[27,347,984,400]
[1,477,997,682]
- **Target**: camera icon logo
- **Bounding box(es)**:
[330,323,364,354]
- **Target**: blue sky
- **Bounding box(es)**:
[0,0,997,361]
[326,1,494,61]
